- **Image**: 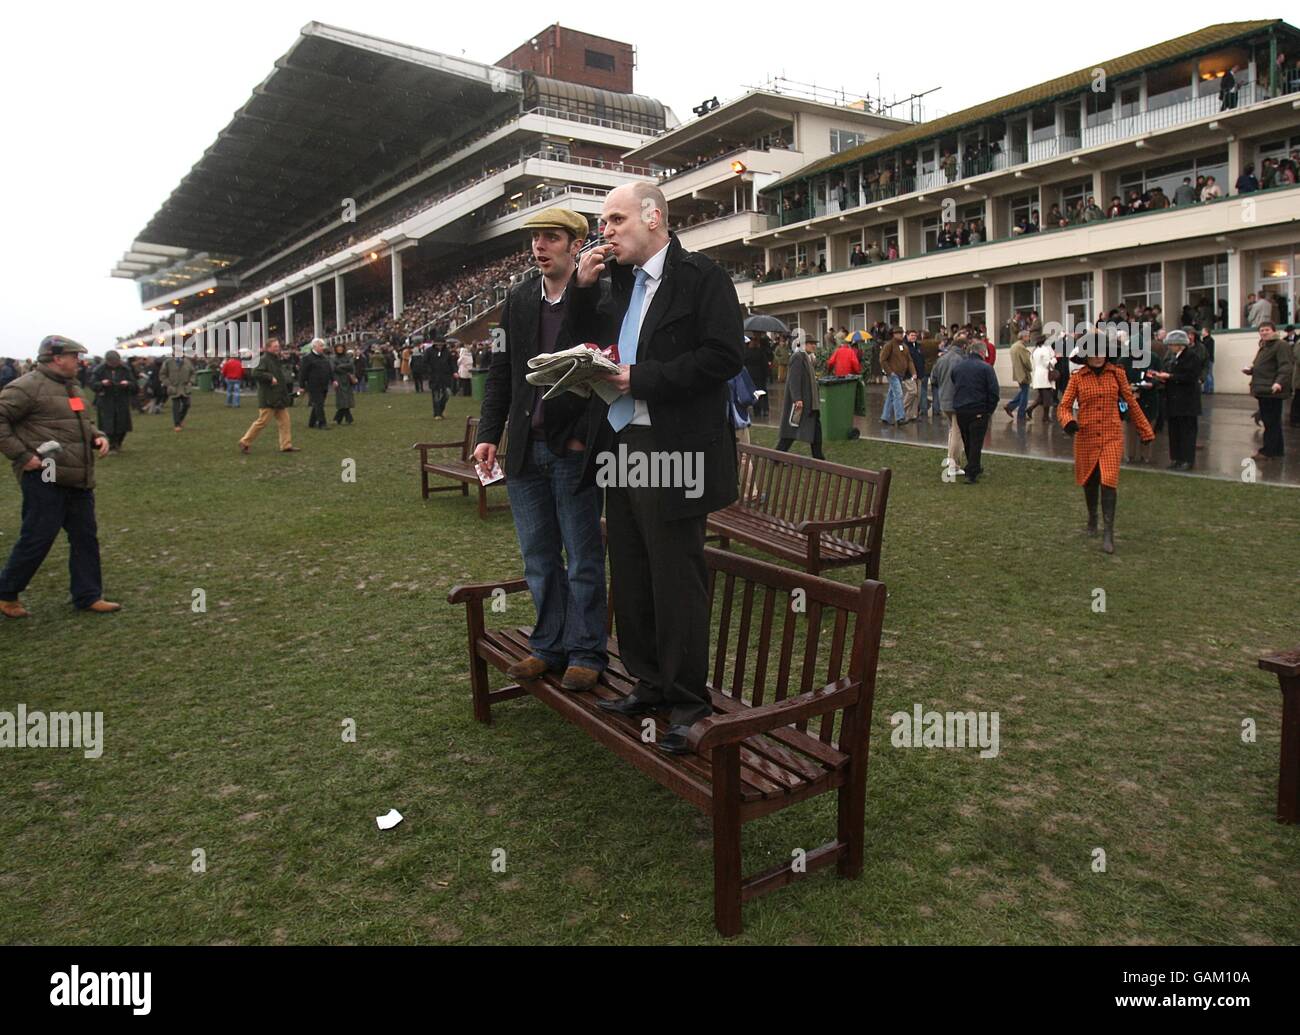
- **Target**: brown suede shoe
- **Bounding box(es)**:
[506,656,551,680]
[560,665,599,692]
[83,600,122,613]
[0,599,30,619]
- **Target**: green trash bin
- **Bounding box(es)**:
[366,369,384,393]
[471,368,489,402]
[818,376,860,441]
[196,368,214,392]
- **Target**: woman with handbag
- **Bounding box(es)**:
[1057,348,1153,554]
[1025,337,1057,421]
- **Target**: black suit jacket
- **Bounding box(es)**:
[1164,347,1203,418]
[476,274,605,480]
[568,233,744,520]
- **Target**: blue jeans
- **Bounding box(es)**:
[918,377,931,416]
[1011,383,1029,417]
[226,379,241,406]
[0,472,103,608]
[1203,362,1215,393]
[506,439,607,671]
[881,374,905,422]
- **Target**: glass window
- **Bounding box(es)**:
[1256,247,1296,325]
[922,215,940,253]
[830,129,867,155]
[1031,106,1056,142]
[885,298,900,327]
[1184,255,1228,325]
[1064,272,1094,330]
[922,294,944,335]
[1118,264,1162,310]
[1146,61,1194,110]
[1012,280,1041,312]
[1010,191,1038,232]
[965,287,986,331]
[1085,92,1113,128]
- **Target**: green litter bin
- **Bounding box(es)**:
[366,369,384,393]
[196,368,214,392]
[818,376,860,441]
[471,368,489,402]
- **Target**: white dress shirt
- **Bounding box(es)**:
[627,240,670,426]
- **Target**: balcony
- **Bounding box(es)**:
[676,209,769,251]
[659,146,807,202]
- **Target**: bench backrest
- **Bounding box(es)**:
[462,417,480,462]
[736,443,890,552]
[703,546,886,749]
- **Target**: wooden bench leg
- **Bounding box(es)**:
[477,485,489,520]
[1278,675,1299,824]
[836,704,867,878]
[712,744,743,937]
[465,601,492,725]
[421,467,430,500]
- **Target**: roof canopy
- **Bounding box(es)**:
[130,22,523,261]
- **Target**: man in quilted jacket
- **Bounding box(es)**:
[0,336,120,618]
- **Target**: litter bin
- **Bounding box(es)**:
[366,369,384,393]
[196,368,214,392]
[818,376,860,441]
[471,368,489,402]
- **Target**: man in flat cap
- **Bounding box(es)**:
[474,207,609,692]
[0,336,120,617]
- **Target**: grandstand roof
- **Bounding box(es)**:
[122,22,523,265]
[763,19,1291,194]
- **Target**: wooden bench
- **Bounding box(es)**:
[709,443,891,579]
[414,416,508,520]
[448,546,887,936]
[1259,647,1300,823]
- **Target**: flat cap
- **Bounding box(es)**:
[521,207,588,238]
[37,335,88,360]
[1164,329,1190,345]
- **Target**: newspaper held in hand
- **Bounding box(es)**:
[475,459,505,486]
[525,343,623,405]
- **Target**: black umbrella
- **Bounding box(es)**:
[743,314,790,334]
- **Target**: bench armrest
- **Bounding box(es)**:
[447,579,529,604]
[687,677,859,751]
[413,440,470,453]
[794,514,875,534]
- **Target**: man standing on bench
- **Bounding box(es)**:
[473,207,609,693]
[572,182,744,755]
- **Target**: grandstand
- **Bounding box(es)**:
[112,22,673,350]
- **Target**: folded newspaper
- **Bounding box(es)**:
[525,344,623,405]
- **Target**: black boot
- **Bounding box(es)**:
[1083,480,1099,536]
[1100,487,1117,554]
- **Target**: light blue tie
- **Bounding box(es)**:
[607,268,649,431]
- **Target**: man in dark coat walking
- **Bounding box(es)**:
[90,350,134,452]
[775,329,824,457]
[299,338,334,430]
[425,340,456,419]
[1147,329,1202,470]
[569,182,744,754]
[950,342,1000,483]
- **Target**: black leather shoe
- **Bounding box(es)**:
[597,695,663,717]
[657,724,695,755]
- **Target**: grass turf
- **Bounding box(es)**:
[0,387,1296,945]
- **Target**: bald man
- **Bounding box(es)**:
[569,181,744,754]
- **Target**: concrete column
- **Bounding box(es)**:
[1226,248,1249,329]
[312,282,323,339]
[334,273,346,335]
[1161,259,1185,326]
[284,295,294,344]
[261,300,271,345]
[1041,276,1065,330]
[823,234,834,273]
[391,250,404,319]
[985,283,1004,345]
[1092,267,1106,321]
[1226,137,1247,197]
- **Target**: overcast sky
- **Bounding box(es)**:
[0,0,1244,358]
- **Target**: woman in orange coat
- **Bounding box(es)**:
[1058,349,1153,553]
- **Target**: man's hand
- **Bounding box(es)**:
[21,454,41,471]
[1272,382,1283,394]
[576,244,611,288]
[93,436,109,457]
[270,377,278,385]
[792,400,804,415]
[101,379,111,386]
[598,363,631,394]
[472,442,497,469]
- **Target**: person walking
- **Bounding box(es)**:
[879,327,915,425]
[1025,336,1057,421]
[930,335,968,475]
[220,353,244,406]
[410,341,427,393]
[1058,350,1154,553]
[775,329,824,458]
[1005,330,1033,420]
[950,341,999,484]
[89,350,134,453]
[427,340,455,419]
[0,336,120,617]
[456,344,474,396]
[299,338,334,430]
[1146,329,1202,470]
[238,338,300,454]
[159,352,196,432]
[905,330,927,419]
[331,344,357,425]
[1243,321,1293,461]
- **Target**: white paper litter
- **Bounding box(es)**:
[376,808,404,830]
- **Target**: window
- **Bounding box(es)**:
[1012,280,1041,314]
[1255,247,1296,325]
[1146,61,1194,111]
[584,50,615,72]
[965,287,986,331]
[922,294,944,335]
[1010,191,1038,233]
[1118,86,1141,119]
[922,214,941,253]
[830,129,867,155]
[1030,106,1056,143]
[1184,255,1228,323]
[1119,264,1162,311]
[1063,273,1094,330]
[1059,177,1093,217]
[1085,91,1113,128]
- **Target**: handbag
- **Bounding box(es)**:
[1112,367,1129,422]
[1047,366,1060,383]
